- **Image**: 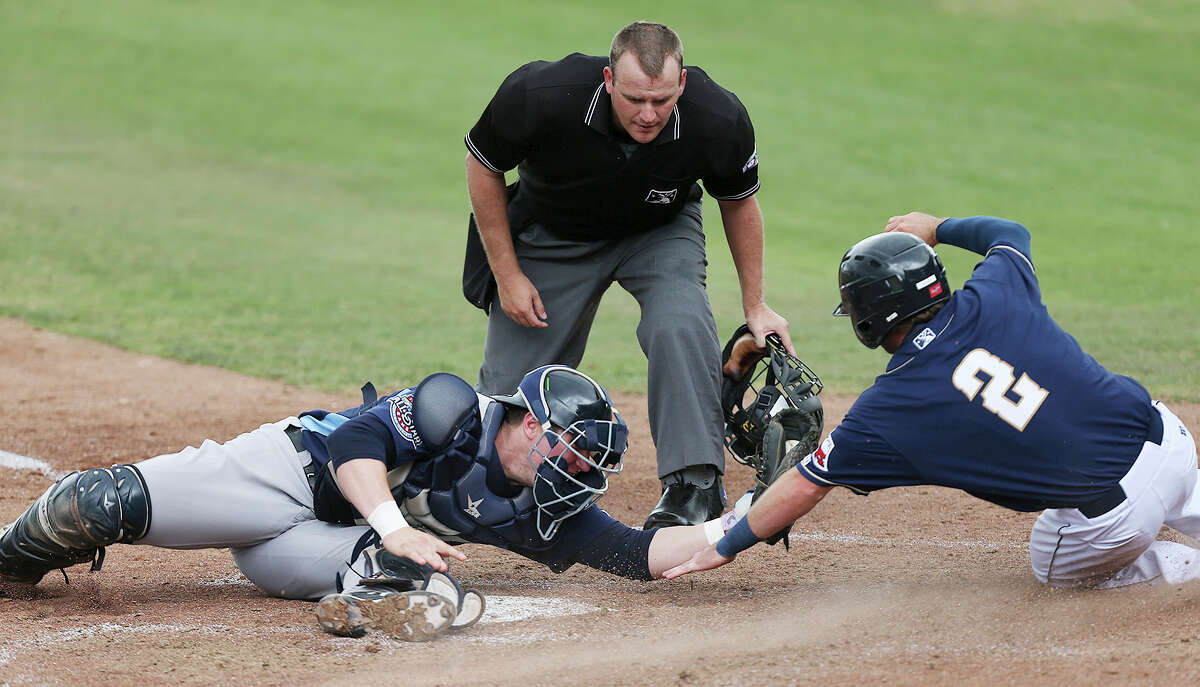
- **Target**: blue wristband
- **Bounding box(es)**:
[715,516,762,558]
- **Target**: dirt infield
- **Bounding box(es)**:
[2,317,1199,686]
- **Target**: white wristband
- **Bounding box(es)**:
[702,517,726,545]
[366,500,409,538]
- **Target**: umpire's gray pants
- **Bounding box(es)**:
[477,200,725,479]
[134,418,369,600]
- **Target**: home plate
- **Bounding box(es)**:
[478,596,598,624]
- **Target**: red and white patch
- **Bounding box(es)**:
[928,282,944,298]
[810,435,835,471]
[389,389,422,447]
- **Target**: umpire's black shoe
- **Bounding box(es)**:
[643,474,726,529]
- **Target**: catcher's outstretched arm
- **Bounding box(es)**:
[662,470,831,580]
[646,523,720,578]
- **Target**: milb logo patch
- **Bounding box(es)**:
[389,390,422,448]
[913,327,937,350]
[644,188,677,204]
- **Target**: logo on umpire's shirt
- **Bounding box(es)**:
[741,146,759,173]
[389,390,422,448]
[913,327,937,350]
[645,188,677,204]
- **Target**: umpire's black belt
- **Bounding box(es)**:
[1076,406,1164,519]
[285,424,319,493]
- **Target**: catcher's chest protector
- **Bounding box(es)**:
[396,404,551,552]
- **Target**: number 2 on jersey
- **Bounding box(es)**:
[951,348,1049,431]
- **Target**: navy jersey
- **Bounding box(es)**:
[298,385,452,475]
[802,217,1155,511]
[298,387,653,579]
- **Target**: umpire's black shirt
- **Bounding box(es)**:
[466,53,760,241]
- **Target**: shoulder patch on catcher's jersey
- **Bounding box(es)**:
[388,389,423,448]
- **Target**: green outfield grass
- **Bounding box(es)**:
[2,0,1197,400]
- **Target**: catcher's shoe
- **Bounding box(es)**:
[423,570,486,631]
[322,534,487,639]
[451,589,486,631]
[315,588,456,641]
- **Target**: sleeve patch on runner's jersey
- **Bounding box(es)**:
[805,435,835,471]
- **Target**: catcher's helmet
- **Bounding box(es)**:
[492,365,628,540]
[833,232,951,348]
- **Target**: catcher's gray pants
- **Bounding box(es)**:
[134,418,369,600]
[477,200,726,479]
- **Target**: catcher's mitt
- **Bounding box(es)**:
[753,407,822,547]
[719,325,824,547]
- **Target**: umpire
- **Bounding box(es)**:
[464,21,793,529]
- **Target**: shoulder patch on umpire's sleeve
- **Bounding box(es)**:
[741,146,758,173]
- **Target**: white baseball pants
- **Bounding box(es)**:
[1029,402,1200,587]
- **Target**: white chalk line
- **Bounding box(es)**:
[0,449,65,478]
[638,523,1018,552]
[788,529,1024,551]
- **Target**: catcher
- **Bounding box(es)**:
[1,350,822,641]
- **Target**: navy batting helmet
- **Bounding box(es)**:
[833,232,951,348]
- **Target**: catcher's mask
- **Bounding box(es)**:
[720,325,824,466]
[492,365,628,540]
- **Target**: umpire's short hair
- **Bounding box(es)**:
[610,21,683,79]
